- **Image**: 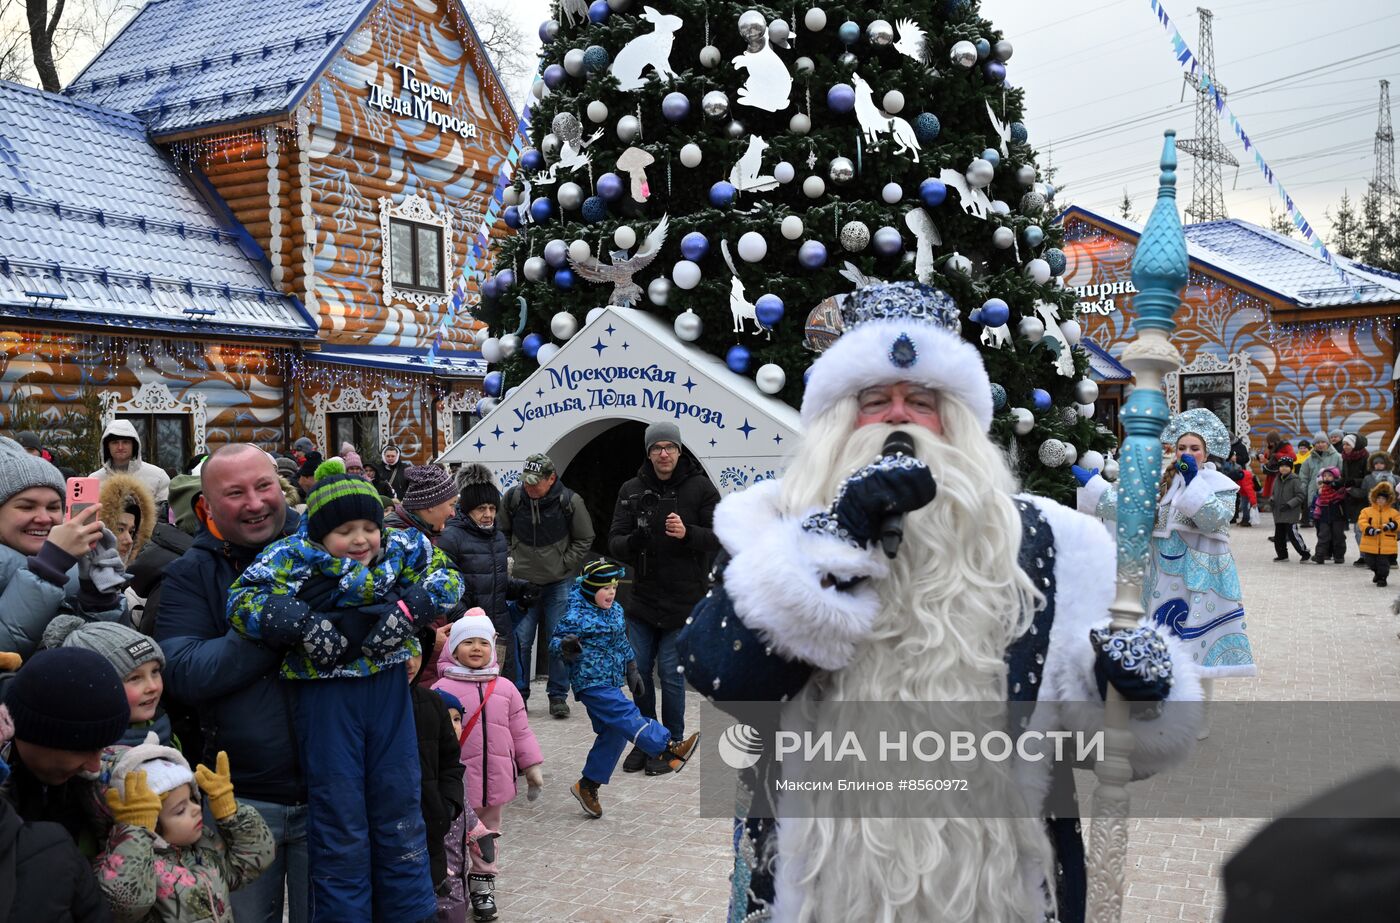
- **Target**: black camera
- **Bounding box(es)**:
[622,489,660,530]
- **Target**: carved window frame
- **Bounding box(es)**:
[99,382,208,455]
[436,388,483,451]
[380,194,454,308]
[1164,351,1251,440]
[312,387,391,457]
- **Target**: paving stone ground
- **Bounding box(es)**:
[495,511,1400,922]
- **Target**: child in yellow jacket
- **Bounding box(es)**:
[1358,481,1399,587]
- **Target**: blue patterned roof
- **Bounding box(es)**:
[1082,339,1132,382]
[63,0,371,136]
[1182,219,1400,308]
[0,81,314,339]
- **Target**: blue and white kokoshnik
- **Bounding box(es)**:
[800,281,993,431]
[1159,407,1231,459]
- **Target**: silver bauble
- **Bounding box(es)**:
[702,90,729,118]
[726,119,747,140]
[755,363,787,395]
[568,239,592,263]
[586,307,606,325]
[498,333,520,359]
[607,0,631,9]
[774,161,796,184]
[1074,379,1099,404]
[647,276,672,306]
[1062,442,1079,466]
[840,221,870,251]
[881,181,903,204]
[542,21,560,42]
[946,252,973,275]
[557,182,583,210]
[586,100,609,123]
[828,156,855,183]
[780,215,804,239]
[551,311,579,340]
[769,19,791,47]
[1025,258,1051,285]
[994,39,1014,62]
[541,133,560,160]
[700,45,722,68]
[1059,318,1082,346]
[480,337,502,363]
[1016,164,1037,186]
[795,56,815,75]
[551,111,581,142]
[1037,439,1068,468]
[867,19,894,45]
[563,48,585,77]
[531,77,546,100]
[674,311,703,342]
[476,395,497,415]
[1102,459,1119,482]
[523,256,547,282]
[679,143,702,168]
[966,157,995,186]
[1080,450,1106,473]
[837,51,858,68]
[789,112,811,135]
[1020,191,1047,216]
[1060,406,1080,427]
[950,40,978,68]
[883,90,905,114]
[1011,407,1035,436]
[501,186,520,207]
[1018,316,1045,343]
[989,199,1011,216]
[802,175,825,198]
[616,115,641,142]
[543,238,569,267]
[536,342,561,366]
[992,226,1016,249]
[804,7,827,30]
[738,9,766,42]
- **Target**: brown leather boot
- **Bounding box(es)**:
[571,778,602,817]
[662,731,702,774]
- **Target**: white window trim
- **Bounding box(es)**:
[99,382,208,455]
[1165,351,1251,440]
[379,194,454,308]
[313,387,391,458]
[436,388,483,451]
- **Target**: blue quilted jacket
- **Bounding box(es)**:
[549,582,634,695]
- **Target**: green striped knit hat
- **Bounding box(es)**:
[307,459,384,543]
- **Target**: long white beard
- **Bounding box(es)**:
[772,413,1056,923]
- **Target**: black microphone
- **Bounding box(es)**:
[879,430,919,559]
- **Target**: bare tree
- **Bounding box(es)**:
[5,0,137,92]
[468,0,532,108]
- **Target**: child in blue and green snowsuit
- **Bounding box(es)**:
[227,459,462,922]
[550,558,700,818]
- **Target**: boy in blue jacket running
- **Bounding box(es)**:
[551,559,700,817]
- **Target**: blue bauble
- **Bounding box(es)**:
[798,240,828,269]
[529,197,554,222]
[975,38,991,60]
[483,371,503,397]
[583,45,609,73]
[1031,388,1052,412]
[1044,248,1067,275]
[918,177,948,208]
[873,226,903,256]
[522,333,543,358]
[596,172,624,201]
[495,269,515,290]
[755,294,784,328]
[827,84,856,113]
[521,149,544,172]
[1010,121,1029,143]
[1023,226,1045,248]
[726,345,752,374]
[983,60,1006,83]
[662,91,690,121]
[914,113,941,143]
[543,64,566,89]
[581,196,608,223]
[709,181,737,207]
[481,277,498,300]
[553,268,575,290]
[538,21,554,43]
[981,148,1000,167]
[588,0,609,22]
[803,366,813,386]
[680,232,710,261]
[838,20,860,43]
[990,383,1007,410]
[979,298,1010,327]
[503,206,521,229]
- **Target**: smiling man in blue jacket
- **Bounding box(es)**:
[154,444,308,923]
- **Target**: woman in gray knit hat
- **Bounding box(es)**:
[0,436,127,659]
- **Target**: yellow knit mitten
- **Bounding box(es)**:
[106,771,162,832]
[195,751,237,821]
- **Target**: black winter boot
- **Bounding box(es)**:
[469,874,498,921]
[622,745,648,773]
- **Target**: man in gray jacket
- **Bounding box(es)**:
[1298,431,1342,519]
[500,454,594,717]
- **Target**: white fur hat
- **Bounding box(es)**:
[107,731,195,800]
[800,282,992,431]
[448,610,496,654]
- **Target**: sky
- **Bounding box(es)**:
[52,0,1397,235]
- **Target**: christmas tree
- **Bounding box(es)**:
[475,0,1114,500]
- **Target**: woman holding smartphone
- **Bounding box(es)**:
[0,436,127,660]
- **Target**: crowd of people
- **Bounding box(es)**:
[0,418,718,923]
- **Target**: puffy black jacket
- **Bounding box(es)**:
[154,510,307,805]
[437,514,527,683]
[1341,433,1372,520]
[608,456,721,630]
[0,794,110,923]
[125,523,195,636]
[410,679,464,888]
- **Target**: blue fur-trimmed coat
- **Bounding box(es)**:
[676,480,1202,923]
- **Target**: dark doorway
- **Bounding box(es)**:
[557,419,646,606]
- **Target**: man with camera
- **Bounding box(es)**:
[607,422,720,775]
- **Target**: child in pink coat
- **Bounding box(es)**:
[432,610,542,922]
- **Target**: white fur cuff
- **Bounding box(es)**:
[1172,469,1235,517]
